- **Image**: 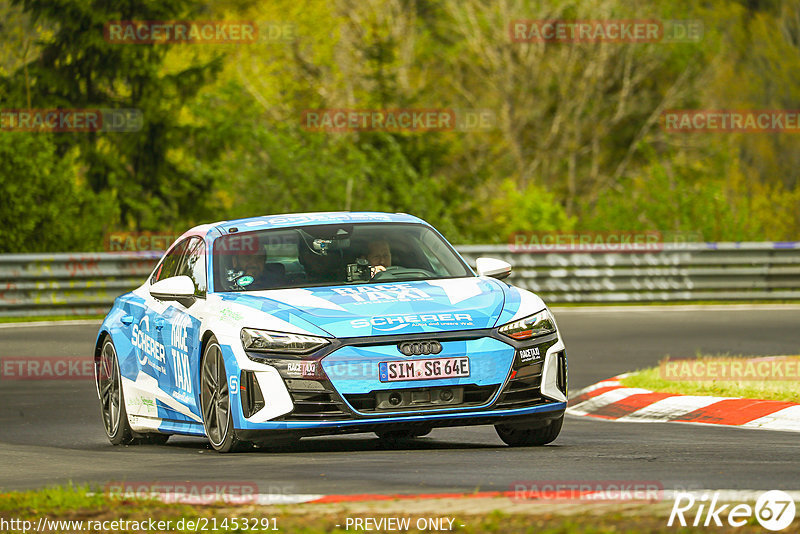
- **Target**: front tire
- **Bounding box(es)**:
[495,415,563,447]
[201,337,251,453]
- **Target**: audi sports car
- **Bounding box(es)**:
[94,212,568,452]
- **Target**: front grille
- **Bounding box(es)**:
[344,384,497,414]
[494,363,549,410]
[279,380,352,421]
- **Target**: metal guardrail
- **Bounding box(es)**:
[458,242,800,303]
[1,243,799,316]
[0,252,161,317]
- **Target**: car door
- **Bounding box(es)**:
[157,237,207,422]
[126,238,191,421]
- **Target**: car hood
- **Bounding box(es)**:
[216,277,545,338]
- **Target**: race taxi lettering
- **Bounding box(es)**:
[287,362,316,377]
[519,346,541,363]
[170,314,192,395]
[332,284,431,303]
[171,314,190,353]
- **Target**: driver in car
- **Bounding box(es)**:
[365,239,391,277]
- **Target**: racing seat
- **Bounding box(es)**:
[261,262,287,288]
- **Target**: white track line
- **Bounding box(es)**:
[616,395,728,422]
[566,388,652,416]
[742,405,800,432]
[140,489,800,505]
[569,379,622,398]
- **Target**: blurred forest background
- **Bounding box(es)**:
[1,0,799,252]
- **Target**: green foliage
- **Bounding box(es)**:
[1,0,799,251]
[470,179,575,244]
[5,0,222,234]
[0,133,115,252]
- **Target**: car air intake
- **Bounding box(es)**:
[240,370,265,418]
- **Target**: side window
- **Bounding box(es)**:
[179,238,207,297]
[151,239,190,284]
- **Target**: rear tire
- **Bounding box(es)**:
[201,336,251,453]
[495,415,563,447]
[97,338,136,445]
[97,337,172,446]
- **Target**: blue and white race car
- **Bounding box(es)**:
[94,212,567,452]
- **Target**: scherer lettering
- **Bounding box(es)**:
[351,313,473,329]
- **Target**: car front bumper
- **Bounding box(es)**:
[232,328,568,439]
[237,400,566,440]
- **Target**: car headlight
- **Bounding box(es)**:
[498,309,557,340]
[240,328,330,356]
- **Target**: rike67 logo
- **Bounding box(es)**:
[669,490,796,531]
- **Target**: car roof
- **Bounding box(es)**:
[205,211,428,235]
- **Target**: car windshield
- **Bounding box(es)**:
[212,223,472,291]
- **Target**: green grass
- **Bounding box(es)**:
[620,354,800,402]
[0,314,104,323]
[0,484,111,512]
[0,484,787,533]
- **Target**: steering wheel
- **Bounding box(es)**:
[371,266,434,281]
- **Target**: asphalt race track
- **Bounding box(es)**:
[1,307,799,494]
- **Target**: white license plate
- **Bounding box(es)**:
[378,357,470,382]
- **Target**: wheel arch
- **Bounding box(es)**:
[93,330,112,398]
[94,330,111,361]
[196,328,218,404]
[199,329,218,362]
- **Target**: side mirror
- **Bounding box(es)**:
[475,257,512,280]
[150,275,196,305]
